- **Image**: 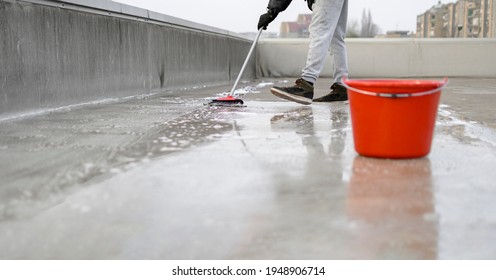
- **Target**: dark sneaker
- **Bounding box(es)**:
[270,78,314,105]
[313,83,348,102]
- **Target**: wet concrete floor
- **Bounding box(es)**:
[0,78,495,259]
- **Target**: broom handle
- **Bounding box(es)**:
[230,28,263,96]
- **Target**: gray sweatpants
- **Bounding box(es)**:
[301,0,349,85]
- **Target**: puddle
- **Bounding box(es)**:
[0,102,238,221]
[437,104,496,146]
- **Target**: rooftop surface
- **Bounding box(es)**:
[1,77,495,259]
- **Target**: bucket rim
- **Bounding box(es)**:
[341,77,449,98]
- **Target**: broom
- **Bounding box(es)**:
[208,28,263,107]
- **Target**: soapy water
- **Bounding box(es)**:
[0,98,242,220]
[437,104,496,147]
[210,82,274,99]
[2,85,494,222]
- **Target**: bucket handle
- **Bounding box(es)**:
[341,77,449,98]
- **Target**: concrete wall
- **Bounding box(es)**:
[257,38,496,78]
[0,0,254,118]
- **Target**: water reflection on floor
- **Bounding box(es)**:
[0,80,495,259]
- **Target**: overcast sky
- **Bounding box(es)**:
[112,0,453,34]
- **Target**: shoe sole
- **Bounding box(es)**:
[313,93,348,102]
[270,88,312,105]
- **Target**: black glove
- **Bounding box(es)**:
[257,0,293,30]
[305,0,315,11]
[257,10,279,30]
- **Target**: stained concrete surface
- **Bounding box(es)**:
[0,78,495,259]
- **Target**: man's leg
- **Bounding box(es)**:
[301,0,347,84]
[330,0,348,85]
[312,0,349,102]
[270,0,348,105]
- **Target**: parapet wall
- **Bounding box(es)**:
[0,0,254,118]
[3,0,496,119]
[257,38,496,79]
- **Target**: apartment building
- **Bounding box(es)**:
[483,0,496,37]
[279,14,312,38]
[416,0,495,38]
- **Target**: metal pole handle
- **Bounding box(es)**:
[230,28,264,96]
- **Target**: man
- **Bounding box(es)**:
[258,0,349,105]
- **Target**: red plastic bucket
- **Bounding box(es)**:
[342,77,448,159]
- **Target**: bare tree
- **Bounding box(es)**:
[346,19,360,38]
[360,9,380,38]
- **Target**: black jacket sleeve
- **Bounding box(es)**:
[267,0,293,13]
